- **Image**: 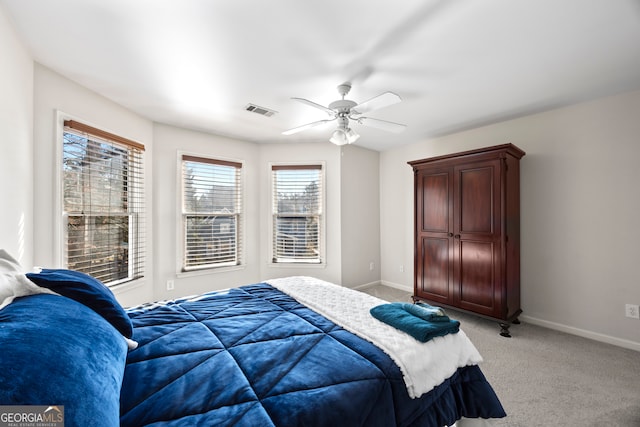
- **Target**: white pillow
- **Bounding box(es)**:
[0,249,22,273]
[0,249,55,310]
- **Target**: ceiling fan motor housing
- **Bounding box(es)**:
[336,116,349,129]
[328,99,357,113]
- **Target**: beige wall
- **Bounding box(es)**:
[380,89,640,349]
[340,144,381,287]
[32,65,155,306]
[0,6,33,266]
[27,64,377,305]
[153,130,348,297]
[258,141,343,284]
[151,123,262,300]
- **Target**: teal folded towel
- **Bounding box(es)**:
[370,303,460,342]
[401,302,449,322]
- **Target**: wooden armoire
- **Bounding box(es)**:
[408,144,525,337]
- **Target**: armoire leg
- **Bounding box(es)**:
[499,322,512,338]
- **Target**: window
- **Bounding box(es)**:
[62,120,145,286]
[181,155,243,270]
[272,164,323,264]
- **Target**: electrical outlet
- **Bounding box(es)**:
[166,280,175,291]
[399,265,404,273]
[625,304,639,319]
[369,262,374,271]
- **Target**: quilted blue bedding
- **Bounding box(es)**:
[121,283,505,426]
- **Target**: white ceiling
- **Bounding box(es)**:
[3,0,640,151]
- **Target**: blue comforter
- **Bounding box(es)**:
[121,283,505,426]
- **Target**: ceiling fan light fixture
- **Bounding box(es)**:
[329,129,349,145]
[345,128,360,143]
[329,127,359,145]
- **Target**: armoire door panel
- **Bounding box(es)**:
[457,240,497,315]
[456,162,498,235]
[420,172,449,233]
[418,236,451,302]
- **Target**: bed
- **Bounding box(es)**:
[0,255,505,426]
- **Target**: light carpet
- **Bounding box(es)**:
[360,285,640,427]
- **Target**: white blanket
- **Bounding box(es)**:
[267,276,483,399]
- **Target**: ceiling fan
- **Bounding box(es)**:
[282,83,406,145]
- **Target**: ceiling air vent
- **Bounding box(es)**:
[245,103,277,117]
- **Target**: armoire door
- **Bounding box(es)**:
[415,167,454,305]
[452,159,503,317]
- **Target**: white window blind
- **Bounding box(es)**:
[182,155,243,270]
[62,120,145,286]
[272,165,323,264]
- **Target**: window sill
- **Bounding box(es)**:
[177,264,246,278]
[268,262,326,269]
[110,277,146,295]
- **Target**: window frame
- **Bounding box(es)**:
[270,162,325,266]
[59,118,145,287]
[179,153,244,272]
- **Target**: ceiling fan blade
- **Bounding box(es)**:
[282,119,335,135]
[352,92,402,115]
[356,116,406,133]
[291,97,335,116]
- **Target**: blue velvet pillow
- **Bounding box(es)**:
[26,269,133,338]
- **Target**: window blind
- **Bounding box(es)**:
[182,155,243,270]
[62,120,145,286]
[272,165,323,263]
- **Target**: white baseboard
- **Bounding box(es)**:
[351,280,381,290]
[352,280,413,293]
[520,314,640,352]
[379,280,413,293]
